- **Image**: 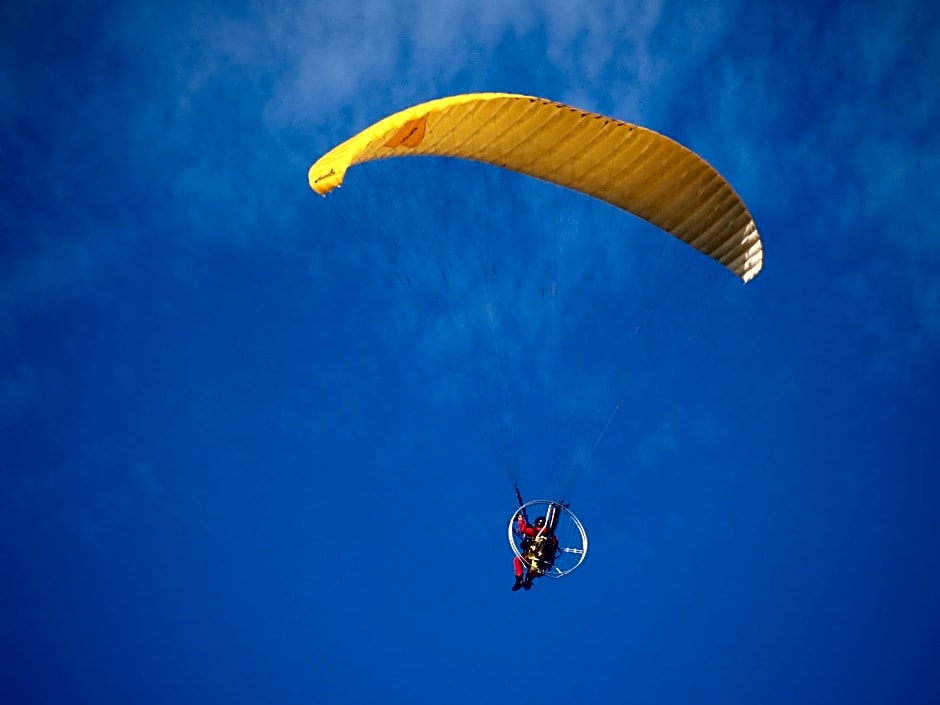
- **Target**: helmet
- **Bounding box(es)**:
[534,516,546,528]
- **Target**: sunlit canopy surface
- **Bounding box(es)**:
[310,92,763,282]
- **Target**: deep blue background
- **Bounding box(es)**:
[2,1,939,703]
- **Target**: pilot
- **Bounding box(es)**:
[512,515,558,591]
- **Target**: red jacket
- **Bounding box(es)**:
[517,516,556,540]
[517,515,542,537]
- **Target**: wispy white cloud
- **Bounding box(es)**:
[260,0,738,130]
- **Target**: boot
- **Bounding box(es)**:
[512,576,524,591]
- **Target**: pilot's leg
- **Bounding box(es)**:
[512,556,524,591]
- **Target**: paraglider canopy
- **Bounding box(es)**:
[309,92,763,283]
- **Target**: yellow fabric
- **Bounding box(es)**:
[309,93,763,282]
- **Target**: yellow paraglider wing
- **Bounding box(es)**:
[309,92,763,282]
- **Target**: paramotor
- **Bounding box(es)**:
[509,500,588,579]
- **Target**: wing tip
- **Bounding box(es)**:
[308,163,344,195]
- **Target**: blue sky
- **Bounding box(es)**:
[2,1,939,703]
